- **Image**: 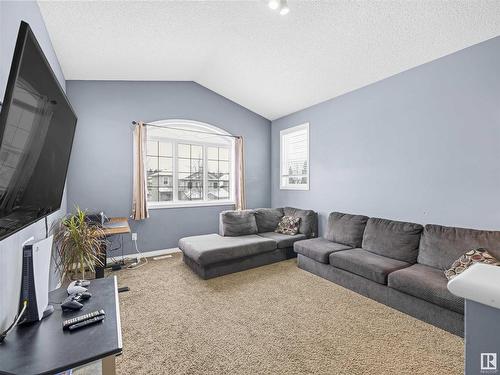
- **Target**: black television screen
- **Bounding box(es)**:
[0,21,76,240]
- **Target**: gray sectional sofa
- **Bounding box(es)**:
[295,212,500,336]
[179,207,318,279]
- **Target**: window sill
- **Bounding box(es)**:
[148,201,236,210]
[280,185,309,191]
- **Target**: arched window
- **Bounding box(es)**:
[145,119,235,208]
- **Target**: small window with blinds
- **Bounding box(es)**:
[280,123,309,190]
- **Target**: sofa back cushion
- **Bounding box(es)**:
[254,208,284,233]
[325,212,369,247]
[283,207,318,238]
[362,218,423,263]
[418,224,500,269]
[219,210,258,237]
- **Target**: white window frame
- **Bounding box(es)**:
[280,122,310,190]
[146,119,236,209]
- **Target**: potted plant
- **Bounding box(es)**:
[53,207,106,280]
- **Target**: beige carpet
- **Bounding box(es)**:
[114,253,463,375]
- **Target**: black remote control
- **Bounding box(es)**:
[68,315,105,331]
[62,309,105,330]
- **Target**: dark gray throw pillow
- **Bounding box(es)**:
[325,212,369,247]
[254,208,284,233]
[219,210,258,237]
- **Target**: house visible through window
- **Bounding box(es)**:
[207,146,230,200]
[280,123,309,190]
[146,120,235,207]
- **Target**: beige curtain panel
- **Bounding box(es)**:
[235,136,246,210]
[132,121,149,220]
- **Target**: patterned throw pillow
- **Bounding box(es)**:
[275,215,301,236]
[444,248,500,280]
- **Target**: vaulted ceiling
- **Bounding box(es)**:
[38,1,500,120]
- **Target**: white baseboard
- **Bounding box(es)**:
[106,247,181,263]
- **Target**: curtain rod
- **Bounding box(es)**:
[132,121,240,139]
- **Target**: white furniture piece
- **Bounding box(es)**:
[448,263,500,309]
[448,263,500,375]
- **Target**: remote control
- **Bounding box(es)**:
[68,315,105,331]
[62,309,105,330]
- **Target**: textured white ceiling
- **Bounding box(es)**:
[38,1,500,120]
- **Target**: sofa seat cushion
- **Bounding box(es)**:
[179,234,276,266]
[257,232,306,249]
[294,238,352,263]
[325,212,369,248]
[388,264,464,314]
[329,248,411,284]
[362,218,423,263]
[418,224,500,270]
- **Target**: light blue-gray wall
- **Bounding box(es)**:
[65,81,271,254]
[0,1,67,332]
[272,36,500,236]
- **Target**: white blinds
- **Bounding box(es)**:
[280,123,309,190]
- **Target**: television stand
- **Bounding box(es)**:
[0,276,122,375]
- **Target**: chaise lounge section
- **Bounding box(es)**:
[295,212,500,336]
[180,207,318,279]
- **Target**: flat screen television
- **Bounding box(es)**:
[0,21,77,241]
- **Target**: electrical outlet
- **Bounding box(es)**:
[131,232,137,241]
